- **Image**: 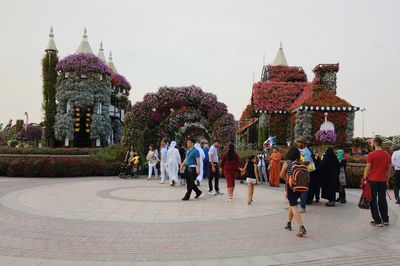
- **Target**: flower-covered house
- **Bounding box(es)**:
[239,44,359,148]
[49,28,132,147]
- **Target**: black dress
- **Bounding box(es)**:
[321,148,340,202]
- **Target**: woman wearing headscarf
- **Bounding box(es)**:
[167,141,181,186]
[195,142,206,186]
[320,147,340,206]
[269,146,282,187]
[336,148,347,203]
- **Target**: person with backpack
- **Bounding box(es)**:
[240,155,259,205]
[320,147,340,206]
[280,147,307,237]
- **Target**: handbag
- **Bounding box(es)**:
[307,162,316,172]
[339,167,346,185]
[358,194,370,209]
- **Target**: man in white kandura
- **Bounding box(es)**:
[167,141,181,186]
[195,142,205,186]
[159,139,169,184]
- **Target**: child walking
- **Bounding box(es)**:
[240,155,259,205]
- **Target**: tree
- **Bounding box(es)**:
[42,51,58,147]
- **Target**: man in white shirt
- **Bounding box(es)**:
[208,139,223,196]
[392,148,400,203]
[159,139,168,184]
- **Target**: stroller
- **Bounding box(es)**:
[119,155,140,179]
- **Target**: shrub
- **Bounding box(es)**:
[1,156,120,177]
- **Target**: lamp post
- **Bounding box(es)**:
[360,108,366,138]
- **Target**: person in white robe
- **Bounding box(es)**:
[167,141,181,186]
[195,143,206,185]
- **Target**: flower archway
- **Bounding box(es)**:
[123,86,236,156]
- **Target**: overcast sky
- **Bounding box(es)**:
[0,0,399,137]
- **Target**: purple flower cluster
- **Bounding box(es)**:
[112,72,131,90]
[56,54,112,76]
[315,130,337,143]
[18,125,43,141]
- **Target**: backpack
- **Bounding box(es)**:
[287,161,310,192]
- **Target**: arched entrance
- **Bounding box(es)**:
[123,86,235,155]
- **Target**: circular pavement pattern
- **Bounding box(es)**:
[0,176,400,266]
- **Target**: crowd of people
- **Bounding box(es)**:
[123,135,397,238]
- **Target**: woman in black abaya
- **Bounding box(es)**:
[320,147,340,207]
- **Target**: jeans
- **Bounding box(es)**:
[369,181,389,224]
[148,165,158,178]
[258,166,267,183]
[184,167,202,199]
[208,162,220,192]
[394,170,400,201]
[301,192,307,209]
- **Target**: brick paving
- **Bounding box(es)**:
[0,176,399,265]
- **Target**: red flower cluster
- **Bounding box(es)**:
[313,63,339,74]
[267,65,307,82]
[240,104,256,121]
[305,90,350,107]
[252,81,307,112]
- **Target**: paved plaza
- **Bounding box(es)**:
[0,176,399,266]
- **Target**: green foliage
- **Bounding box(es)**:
[350,137,369,148]
[95,144,126,161]
[42,51,59,146]
[391,135,400,151]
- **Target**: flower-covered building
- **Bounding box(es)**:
[47,28,132,147]
[239,44,359,148]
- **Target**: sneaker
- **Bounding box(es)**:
[195,191,202,199]
[370,221,384,227]
[182,197,189,201]
[299,208,306,213]
[209,191,216,196]
[195,180,200,186]
[216,191,224,195]
[147,177,151,180]
[159,181,164,184]
[170,180,176,186]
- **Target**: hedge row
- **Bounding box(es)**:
[0,157,120,177]
[0,146,100,155]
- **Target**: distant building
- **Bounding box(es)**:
[239,44,359,148]
[44,28,132,147]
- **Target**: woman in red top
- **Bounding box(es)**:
[221,144,241,202]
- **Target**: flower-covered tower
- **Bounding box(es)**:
[106,51,132,144]
[239,44,359,148]
[54,28,113,147]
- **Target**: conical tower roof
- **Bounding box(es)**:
[271,42,288,66]
[97,41,106,62]
[45,26,58,52]
[108,51,117,73]
[75,27,93,54]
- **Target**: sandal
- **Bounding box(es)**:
[297,225,307,237]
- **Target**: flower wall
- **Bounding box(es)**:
[56,54,112,76]
[252,82,307,112]
[123,86,235,156]
[263,65,307,82]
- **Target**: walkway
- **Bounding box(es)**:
[0,176,399,265]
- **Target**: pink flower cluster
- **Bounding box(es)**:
[56,54,112,76]
[252,82,307,112]
[315,130,337,143]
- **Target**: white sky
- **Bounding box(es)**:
[0,0,399,137]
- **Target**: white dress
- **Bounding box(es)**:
[195,143,205,181]
[167,141,181,182]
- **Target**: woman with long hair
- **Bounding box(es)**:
[221,144,240,202]
[146,144,159,180]
[280,147,307,237]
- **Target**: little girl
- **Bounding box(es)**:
[240,155,259,205]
